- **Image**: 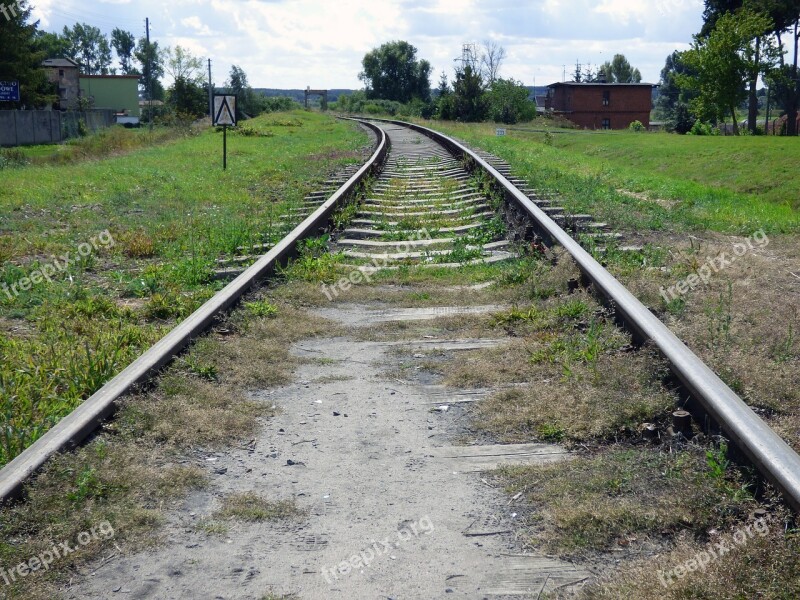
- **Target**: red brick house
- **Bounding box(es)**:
[545,82,655,130]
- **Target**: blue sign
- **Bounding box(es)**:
[0,81,20,102]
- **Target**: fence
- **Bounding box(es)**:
[0,110,115,147]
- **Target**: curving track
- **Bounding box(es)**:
[333,123,513,269]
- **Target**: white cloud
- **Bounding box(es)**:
[35,0,704,88]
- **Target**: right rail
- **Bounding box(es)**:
[374,118,800,512]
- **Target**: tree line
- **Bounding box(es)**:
[0,0,296,121]
[657,0,800,135]
[336,40,539,124]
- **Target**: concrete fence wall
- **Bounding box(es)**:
[0,110,115,147]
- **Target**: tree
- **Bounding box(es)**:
[359,41,431,103]
[573,60,584,82]
[480,41,507,86]
[656,51,701,131]
[435,71,456,120]
[165,46,205,117]
[598,54,643,83]
[167,76,206,117]
[486,78,535,124]
[0,0,50,108]
[165,45,204,84]
[451,65,487,122]
[135,36,165,102]
[35,30,71,59]
[62,23,113,74]
[682,9,778,134]
[701,0,800,133]
[111,28,137,75]
[771,62,800,133]
[227,65,262,118]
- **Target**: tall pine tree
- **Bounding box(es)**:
[0,0,50,108]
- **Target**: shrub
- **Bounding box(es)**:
[628,120,645,132]
[687,119,719,136]
[0,148,29,169]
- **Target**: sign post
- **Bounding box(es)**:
[213,95,236,169]
[0,81,20,103]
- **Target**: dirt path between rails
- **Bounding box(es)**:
[63,304,589,600]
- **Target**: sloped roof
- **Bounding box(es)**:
[42,58,80,68]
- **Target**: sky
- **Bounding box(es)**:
[29,0,706,89]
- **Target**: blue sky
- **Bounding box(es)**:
[30,0,705,89]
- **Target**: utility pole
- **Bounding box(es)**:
[146,17,152,132]
[207,58,213,119]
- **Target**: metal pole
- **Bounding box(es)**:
[146,17,152,133]
[223,124,227,170]
[207,59,213,119]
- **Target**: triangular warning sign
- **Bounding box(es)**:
[213,95,236,126]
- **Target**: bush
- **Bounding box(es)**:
[687,119,719,136]
[486,78,536,124]
[628,120,645,132]
[0,148,29,169]
[261,96,299,113]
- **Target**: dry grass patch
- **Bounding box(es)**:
[472,348,675,443]
[118,374,267,449]
[189,302,339,389]
[576,516,800,600]
[215,492,303,522]
[605,232,800,450]
[0,291,332,599]
[352,312,502,343]
[500,445,755,558]
[0,439,206,599]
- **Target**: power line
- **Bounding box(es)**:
[40,5,142,29]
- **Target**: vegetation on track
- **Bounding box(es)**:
[0,111,369,465]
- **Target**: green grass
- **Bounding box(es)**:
[417,120,800,234]
[0,111,369,465]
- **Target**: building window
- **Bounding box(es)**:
[601,118,611,130]
[602,91,610,106]
[59,69,65,77]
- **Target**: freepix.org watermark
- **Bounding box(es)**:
[659,230,769,304]
[321,515,435,584]
[1,230,115,301]
[1,521,115,586]
[658,518,769,587]
[0,0,21,21]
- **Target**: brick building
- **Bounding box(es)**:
[42,58,80,110]
[545,82,655,130]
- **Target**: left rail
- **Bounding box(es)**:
[0,118,388,503]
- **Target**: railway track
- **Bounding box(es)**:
[2,117,799,598]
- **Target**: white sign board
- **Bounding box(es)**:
[213,95,236,126]
[495,128,506,137]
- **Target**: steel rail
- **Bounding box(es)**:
[368,118,800,511]
[0,118,388,502]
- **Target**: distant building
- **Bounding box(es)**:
[79,74,141,118]
[42,60,140,120]
[42,58,80,110]
[545,82,655,130]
